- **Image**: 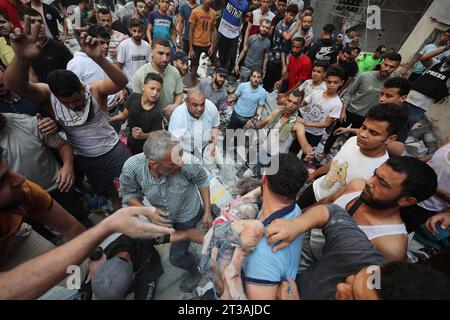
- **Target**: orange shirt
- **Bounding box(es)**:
[189,6,216,47]
[0,180,53,257]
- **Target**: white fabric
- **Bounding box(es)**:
[117,38,151,86]
[359,224,408,240]
[67,52,118,111]
[298,79,327,98]
[50,85,118,157]
[419,143,450,212]
[251,8,275,27]
[313,136,389,200]
[333,191,362,210]
[406,89,437,111]
[168,99,220,152]
[301,90,342,136]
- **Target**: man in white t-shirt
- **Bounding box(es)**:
[117,18,150,88]
[67,25,125,127]
[296,103,408,209]
[168,89,220,158]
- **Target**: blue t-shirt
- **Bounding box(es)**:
[180,3,197,41]
[243,203,303,285]
[234,82,266,117]
[218,0,248,39]
[148,11,174,46]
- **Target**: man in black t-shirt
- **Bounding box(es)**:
[307,23,338,65]
[19,7,73,83]
[337,47,359,93]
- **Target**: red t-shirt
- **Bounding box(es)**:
[287,54,313,90]
[0,0,26,29]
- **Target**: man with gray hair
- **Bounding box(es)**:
[168,88,220,158]
[118,130,213,292]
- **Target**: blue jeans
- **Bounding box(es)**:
[404,101,426,130]
[169,206,203,272]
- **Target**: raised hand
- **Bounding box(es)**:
[9,15,43,60]
[79,32,104,59]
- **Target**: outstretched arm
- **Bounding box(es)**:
[265,205,331,252]
[0,207,174,300]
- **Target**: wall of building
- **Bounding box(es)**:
[398,0,449,63]
[310,0,433,55]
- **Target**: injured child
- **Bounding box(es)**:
[199,196,265,300]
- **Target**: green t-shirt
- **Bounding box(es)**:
[358,53,383,72]
[131,63,183,109]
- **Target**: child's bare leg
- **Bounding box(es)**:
[223,247,248,300]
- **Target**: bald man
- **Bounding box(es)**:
[168,89,220,157]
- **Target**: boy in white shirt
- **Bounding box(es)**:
[298,66,344,147]
[117,19,151,89]
[298,60,328,98]
[288,61,329,155]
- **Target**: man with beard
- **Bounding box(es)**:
[274,37,312,94]
[291,13,313,52]
[119,130,212,293]
[169,89,219,157]
[132,38,183,119]
[117,18,150,89]
[122,0,148,35]
[172,50,193,91]
[227,69,266,130]
[323,52,402,155]
[0,145,87,274]
[196,68,228,113]
[96,8,128,64]
[235,19,271,83]
[299,156,437,264]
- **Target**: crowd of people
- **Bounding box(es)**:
[0,0,449,300]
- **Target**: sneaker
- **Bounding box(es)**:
[180,270,203,293]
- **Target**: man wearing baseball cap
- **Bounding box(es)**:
[196,67,229,112]
[172,50,195,92]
